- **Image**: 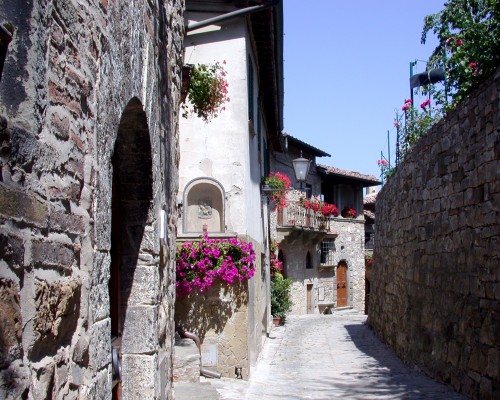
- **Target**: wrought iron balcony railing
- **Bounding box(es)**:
[277,201,329,230]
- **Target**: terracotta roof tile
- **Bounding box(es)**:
[318,164,381,184]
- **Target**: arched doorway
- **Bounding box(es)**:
[336,261,348,308]
[109,98,153,399]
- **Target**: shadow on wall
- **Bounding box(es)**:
[174,280,248,342]
[110,97,153,340]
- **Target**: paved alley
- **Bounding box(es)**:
[204,311,466,400]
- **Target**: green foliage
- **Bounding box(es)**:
[182,61,229,122]
[405,109,442,148]
[270,273,292,321]
[422,0,500,106]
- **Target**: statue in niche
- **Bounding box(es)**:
[198,199,212,219]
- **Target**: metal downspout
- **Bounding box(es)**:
[186,0,280,32]
[177,326,222,379]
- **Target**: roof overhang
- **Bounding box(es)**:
[317,165,381,187]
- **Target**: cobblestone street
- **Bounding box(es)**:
[204,311,466,400]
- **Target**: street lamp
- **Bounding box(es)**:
[292,151,311,190]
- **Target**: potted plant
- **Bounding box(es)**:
[181,61,230,122]
[270,272,292,326]
[321,202,339,217]
[341,206,357,218]
[262,172,291,210]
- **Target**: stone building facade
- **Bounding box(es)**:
[0,1,184,399]
[271,135,379,315]
[368,68,500,399]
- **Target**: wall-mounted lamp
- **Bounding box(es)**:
[292,151,311,190]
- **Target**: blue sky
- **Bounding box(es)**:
[283,1,444,181]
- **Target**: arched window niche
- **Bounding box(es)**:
[183,177,225,233]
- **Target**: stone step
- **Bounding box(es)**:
[173,381,221,400]
[173,336,200,383]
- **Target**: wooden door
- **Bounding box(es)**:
[336,263,348,307]
[307,284,314,314]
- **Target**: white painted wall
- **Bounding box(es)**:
[179,12,264,245]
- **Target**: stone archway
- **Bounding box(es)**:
[109,98,153,399]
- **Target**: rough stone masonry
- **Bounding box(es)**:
[369,67,500,399]
[0,1,184,398]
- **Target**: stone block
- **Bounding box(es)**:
[0,185,48,227]
[31,239,75,270]
[31,359,55,399]
[0,233,24,271]
[122,264,159,306]
[89,251,110,324]
[29,278,81,361]
[89,318,111,371]
[121,305,158,354]
[173,338,200,382]
[87,365,112,400]
[0,279,22,367]
[49,208,86,235]
[72,334,90,366]
[121,353,157,399]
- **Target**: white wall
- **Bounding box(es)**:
[179,13,264,245]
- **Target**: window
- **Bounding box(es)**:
[247,57,254,122]
[320,239,335,265]
[306,251,313,269]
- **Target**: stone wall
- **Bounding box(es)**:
[175,278,251,379]
[274,212,365,315]
[0,1,184,399]
[369,68,500,399]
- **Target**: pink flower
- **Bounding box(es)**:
[393,121,400,128]
[420,99,431,110]
[402,105,409,111]
[469,62,477,68]
[455,39,463,46]
[405,99,412,105]
[445,37,453,46]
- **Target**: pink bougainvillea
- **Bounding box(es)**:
[175,233,256,296]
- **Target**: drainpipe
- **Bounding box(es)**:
[186,0,280,33]
[177,326,222,379]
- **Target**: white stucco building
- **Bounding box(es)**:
[176,0,284,379]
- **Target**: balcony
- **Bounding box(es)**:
[277,201,329,231]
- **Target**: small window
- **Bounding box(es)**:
[306,251,313,269]
[247,57,254,122]
[320,239,335,265]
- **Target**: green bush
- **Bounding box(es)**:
[271,273,292,322]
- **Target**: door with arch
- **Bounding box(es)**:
[336,261,348,307]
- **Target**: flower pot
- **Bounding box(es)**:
[272,317,281,327]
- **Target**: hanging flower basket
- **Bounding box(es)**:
[181,61,230,122]
[262,172,291,210]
